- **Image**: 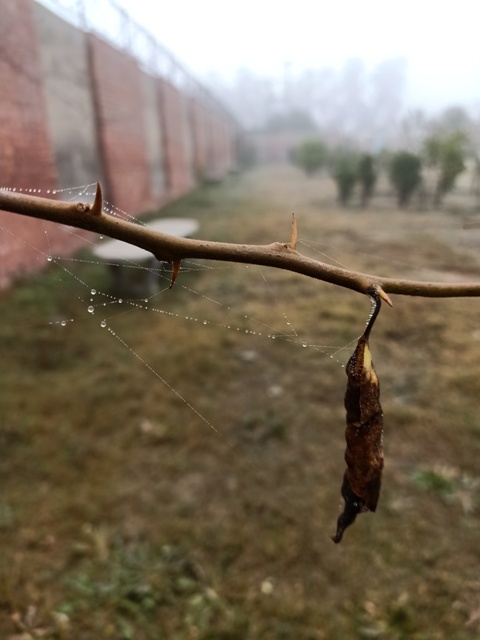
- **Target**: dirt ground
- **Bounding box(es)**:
[1,165,480,639]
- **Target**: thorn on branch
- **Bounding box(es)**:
[90,182,103,217]
[1,188,480,300]
[375,286,393,308]
[289,213,298,250]
[170,260,181,289]
[75,182,103,216]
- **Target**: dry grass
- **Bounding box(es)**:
[1,165,480,639]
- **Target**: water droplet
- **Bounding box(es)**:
[100,319,107,328]
[118,299,123,304]
[47,256,52,262]
[302,343,307,348]
[203,320,208,325]
[90,289,96,295]
[61,320,67,327]
[88,305,94,314]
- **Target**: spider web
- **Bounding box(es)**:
[4,179,477,455]
[4,177,480,639]
[1,182,367,512]
[1,181,361,411]
[3,181,479,457]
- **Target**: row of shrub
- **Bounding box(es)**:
[292,130,475,208]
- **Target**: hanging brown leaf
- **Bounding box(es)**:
[331,287,386,543]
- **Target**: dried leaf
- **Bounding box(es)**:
[332,288,384,543]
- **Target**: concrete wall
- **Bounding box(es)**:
[32,2,103,192]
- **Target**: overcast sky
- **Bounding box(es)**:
[113,0,479,112]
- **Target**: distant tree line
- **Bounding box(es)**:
[292,123,477,209]
[207,59,406,146]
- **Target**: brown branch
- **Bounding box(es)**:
[1,184,480,300]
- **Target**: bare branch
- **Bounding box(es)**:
[1,186,480,299]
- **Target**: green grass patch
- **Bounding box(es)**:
[2,166,480,638]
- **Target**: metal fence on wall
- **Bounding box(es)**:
[35,0,235,123]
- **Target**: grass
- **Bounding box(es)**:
[1,165,480,638]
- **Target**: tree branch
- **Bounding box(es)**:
[1,184,480,300]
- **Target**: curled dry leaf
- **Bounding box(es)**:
[332,287,384,543]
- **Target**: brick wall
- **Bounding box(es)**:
[0,0,238,289]
[190,99,211,180]
[159,78,195,197]
[209,111,227,180]
[88,34,152,215]
[0,0,59,287]
[32,2,104,191]
[175,100,237,184]
[140,71,167,200]
[0,0,57,190]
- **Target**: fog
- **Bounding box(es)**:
[39,0,479,143]
[117,0,480,126]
